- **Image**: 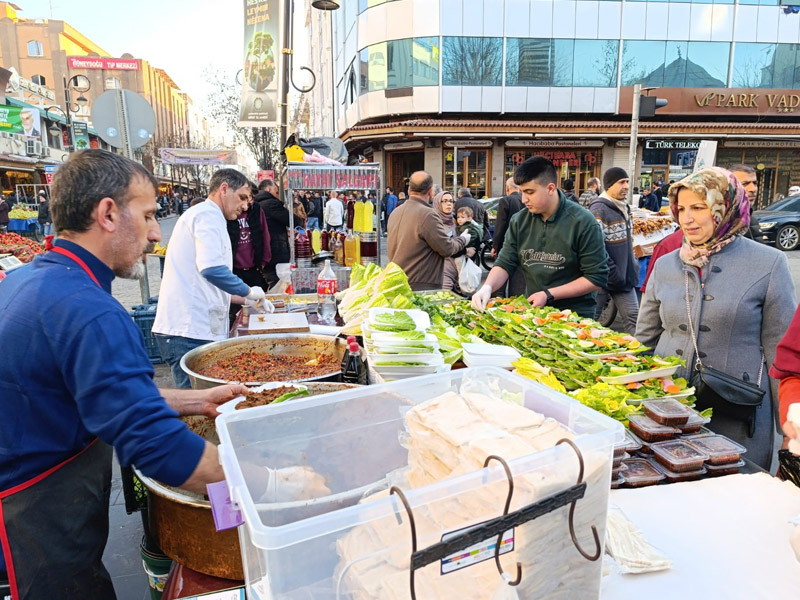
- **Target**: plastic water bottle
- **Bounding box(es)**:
[317,259,337,324]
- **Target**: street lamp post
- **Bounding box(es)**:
[61,75,91,152]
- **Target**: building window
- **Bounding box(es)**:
[442,37,503,86]
[506,39,618,87]
[621,40,729,88]
[31,74,46,86]
[359,37,439,94]
[27,40,43,56]
[105,76,121,89]
[732,43,800,88]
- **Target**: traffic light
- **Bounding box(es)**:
[639,96,668,118]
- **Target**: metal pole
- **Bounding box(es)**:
[63,77,75,152]
[280,0,294,152]
[627,83,642,205]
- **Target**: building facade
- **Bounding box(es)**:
[306,0,800,206]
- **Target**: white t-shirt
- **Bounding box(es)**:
[153,199,232,341]
[324,198,344,226]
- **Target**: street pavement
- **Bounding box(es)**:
[103,220,800,599]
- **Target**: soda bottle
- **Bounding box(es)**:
[340,335,357,373]
[341,342,367,385]
[317,259,337,324]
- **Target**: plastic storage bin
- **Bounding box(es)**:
[216,367,623,600]
[130,304,163,364]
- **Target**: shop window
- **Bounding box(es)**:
[31,74,46,86]
[685,42,729,87]
[446,149,490,199]
[504,150,599,194]
[506,39,617,87]
[105,77,121,89]
[27,40,43,57]
[442,37,503,86]
[359,37,439,95]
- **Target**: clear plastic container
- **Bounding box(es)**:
[704,459,746,477]
[628,415,681,443]
[647,459,707,483]
[611,473,625,489]
[650,440,709,473]
[642,398,692,426]
[680,426,714,439]
[216,367,623,600]
[687,435,748,465]
[620,458,665,488]
[612,462,628,479]
[612,451,630,469]
[678,408,710,434]
[614,430,643,458]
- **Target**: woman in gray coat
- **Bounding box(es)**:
[636,167,797,469]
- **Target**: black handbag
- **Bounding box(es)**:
[685,272,765,438]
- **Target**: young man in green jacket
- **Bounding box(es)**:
[472,156,609,317]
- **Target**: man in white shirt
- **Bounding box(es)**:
[324,193,345,231]
[153,169,269,388]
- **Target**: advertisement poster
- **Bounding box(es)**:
[238,0,281,127]
[693,140,718,173]
[72,121,90,150]
[0,105,41,138]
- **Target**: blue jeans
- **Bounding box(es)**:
[155,334,211,389]
[306,217,319,230]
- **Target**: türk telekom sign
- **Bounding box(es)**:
[68,56,141,71]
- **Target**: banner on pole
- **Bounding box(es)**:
[238,0,281,127]
[0,105,41,138]
[72,121,90,150]
[159,148,238,166]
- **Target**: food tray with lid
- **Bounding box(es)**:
[686,435,747,465]
[620,457,665,488]
[215,367,623,600]
[614,430,643,458]
[628,415,680,443]
[642,398,692,426]
[647,459,706,483]
[704,459,746,477]
[650,440,709,473]
[678,408,711,434]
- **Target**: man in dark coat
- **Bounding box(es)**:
[454,187,490,243]
[256,179,290,287]
[491,177,526,296]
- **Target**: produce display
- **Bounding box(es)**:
[336,262,415,334]
[8,207,37,219]
[200,351,338,382]
[0,232,45,263]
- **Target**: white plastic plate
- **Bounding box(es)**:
[598,366,680,385]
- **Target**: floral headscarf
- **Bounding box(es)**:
[667,167,749,267]
[433,191,456,234]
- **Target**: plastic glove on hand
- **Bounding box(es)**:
[244,286,267,308]
[471,284,492,312]
[459,230,472,243]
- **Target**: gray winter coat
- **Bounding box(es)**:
[636,237,797,466]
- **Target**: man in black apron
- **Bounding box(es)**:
[0,150,246,600]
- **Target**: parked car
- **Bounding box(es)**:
[753,194,800,251]
[479,197,501,238]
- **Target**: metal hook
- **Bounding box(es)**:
[235,69,243,86]
[556,438,602,561]
[389,486,418,600]
[291,65,317,93]
[483,455,522,586]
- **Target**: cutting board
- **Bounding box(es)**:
[247,312,310,333]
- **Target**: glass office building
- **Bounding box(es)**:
[305,0,800,205]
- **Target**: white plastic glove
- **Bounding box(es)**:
[459,229,472,243]
[471,284,492,312]
[244,286,274,313]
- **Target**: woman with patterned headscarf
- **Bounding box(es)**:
[433,190,460,291]
[635,167,797,469]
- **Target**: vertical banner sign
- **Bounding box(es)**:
[239,0,281,127]
[72,121,90,150]
[693,140,718,173]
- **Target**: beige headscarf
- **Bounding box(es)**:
[433,191,456,234]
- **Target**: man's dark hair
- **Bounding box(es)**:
[458,187,471,198]
[209,168,250,194]
[258,179,275,191]
[514,156,557,187]
[51,149,158,234]
[249,182,258,197]
[728,164,756,176]
[409,173,434,195]
[387,186,393,193]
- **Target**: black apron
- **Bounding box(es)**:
[0,246,116,600]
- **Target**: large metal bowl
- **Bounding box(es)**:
[180,333,347,390]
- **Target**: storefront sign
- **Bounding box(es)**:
[67,56,141,71]
[287,167,380,191]
[444,140,492,148]
[506,149,597,169]
[620,86,800,117]
[72,121,90,150]
[238,0,281,128]
[645,140,700,150]
[383,141,423,151]
[4,67,55,102]
[257,169,275,182]
[723,140,800,149]
[505,140,603,148]
[159,148,238,166]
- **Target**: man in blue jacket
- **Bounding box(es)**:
[589,167,640,334]
[0,149,246,599]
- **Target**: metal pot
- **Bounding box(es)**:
[138,382,361,579]
[180,333,347,390]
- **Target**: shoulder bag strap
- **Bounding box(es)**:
[684,271,763,385]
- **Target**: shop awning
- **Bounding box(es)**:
[5,97,68,124]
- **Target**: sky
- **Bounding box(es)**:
[16,0,309,114]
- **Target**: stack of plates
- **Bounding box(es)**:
[461,343,521,370]
[363,308,450,380]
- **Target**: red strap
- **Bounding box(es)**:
[50,246,101,288]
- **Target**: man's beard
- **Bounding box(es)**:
[112,211,155,279]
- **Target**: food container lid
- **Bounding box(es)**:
[647,458,706,478]
[704,458,746,472]
[642,398,692,421]
[620,457,665,485]
[650,440,709,468]
[628,414,681,435]
[615,429,643,453]
[679,408,711,430]
[686,434,747,458]
[680,426,714,439]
